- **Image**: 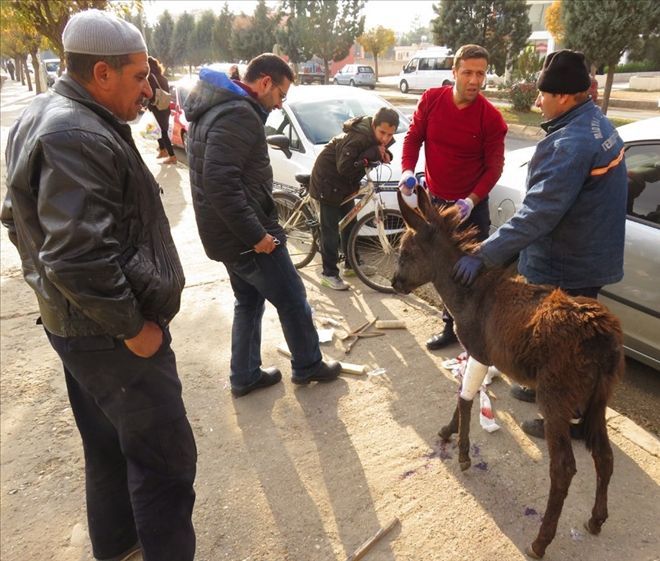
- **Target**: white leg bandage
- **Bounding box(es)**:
[459,357,490,401]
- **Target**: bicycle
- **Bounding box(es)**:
[272,164,406,294]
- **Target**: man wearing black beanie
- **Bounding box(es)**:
[452,49,627,439]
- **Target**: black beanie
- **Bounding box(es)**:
[536,49,591,94]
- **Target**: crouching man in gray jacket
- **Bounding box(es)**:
[1,10,196,561]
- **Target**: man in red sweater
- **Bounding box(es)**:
[400,44,507,350]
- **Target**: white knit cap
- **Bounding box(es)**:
[63,9,147,56]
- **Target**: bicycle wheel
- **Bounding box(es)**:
[272,190,318,269]
[347,208,405,293]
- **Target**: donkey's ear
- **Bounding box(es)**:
[397,190,427,231]
[416,186,435,221]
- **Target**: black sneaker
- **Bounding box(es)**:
[521,418,585,440]
[425,328,458,350]
[231,367,282,397]
[292,360,341,385]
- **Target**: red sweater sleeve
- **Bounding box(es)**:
[471,104,507,200]
[401,90,431,172]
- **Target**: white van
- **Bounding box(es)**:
[398,47,454,93]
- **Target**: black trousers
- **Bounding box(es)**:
[152,108,175,156]
[431,197,491,329]
[46,328,197,561]
[319,199,355,277]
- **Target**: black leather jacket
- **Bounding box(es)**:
[1,75,185,339]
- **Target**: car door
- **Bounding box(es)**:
[265,108,313,191]
[599,141,660,369]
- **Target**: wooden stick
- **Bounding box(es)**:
[339,362,368,375]
[345,517,400,561]
[374,320,406,329]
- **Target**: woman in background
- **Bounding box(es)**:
[148,56,176,164]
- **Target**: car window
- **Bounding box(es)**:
[358,66,374,73]
[625,142,660,226]
[418,58,432,71]
[405,59,418,73]
[435,57,453,70]
[265,109,303,152]
[290,98,410,144]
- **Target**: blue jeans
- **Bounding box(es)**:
[225,245,322,387]
[319,199,355,277]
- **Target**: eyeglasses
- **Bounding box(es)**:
[274,83,287,103]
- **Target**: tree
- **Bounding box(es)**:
[544,0,563,45]
[562,0,660,114]
[398,16,431,46]
[232,0,279,61]
[300,0,366,83]
[431,0,531,76]
[213,3,235,61]
[276,0,314,71]
[357,26,395,79]
[191,10,216,67]
[171,12,195,71]
[152,10,175,70]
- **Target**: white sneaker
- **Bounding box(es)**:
[320,274,349,291]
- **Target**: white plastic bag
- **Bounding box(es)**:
[138,111,161,140]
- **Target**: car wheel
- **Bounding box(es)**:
[349,79,356,87]
[399,80,409,93]
[333,78,338,85]
[369,85,375,90]
[442,79,453,86]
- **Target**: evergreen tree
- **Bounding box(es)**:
[153,10,175,70]
[213,3,235,62]
[232,0,280,60]
[276,0,314,70]
[431,0,531,76]
[171,12,196,71]
[191,11,217,66]
[562,0,660,114]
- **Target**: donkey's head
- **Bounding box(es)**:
[391,188,478,294]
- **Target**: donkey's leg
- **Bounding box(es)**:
[585,422,614,535]
[456,397,474,471]
[527,418,576,559]
[439,401,460,441]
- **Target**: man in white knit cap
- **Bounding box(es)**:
[1,10,196,561]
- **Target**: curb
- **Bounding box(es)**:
[607,407,660,457]
[375,81,659,111]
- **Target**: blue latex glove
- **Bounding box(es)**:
[452,255,484,287]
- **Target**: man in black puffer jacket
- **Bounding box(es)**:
[1,10,196,561]
[184,53,340,396]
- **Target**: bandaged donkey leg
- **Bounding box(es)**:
[459,356,490,400]
[456,357,489,470]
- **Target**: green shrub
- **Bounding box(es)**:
[509,81,538,112]
[605,60,658,73]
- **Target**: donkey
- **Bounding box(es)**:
[392,188,624,559]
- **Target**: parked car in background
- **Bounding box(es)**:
[332,64,376,89]
[488,117,660,370]
[399,47,454,93]
[43,58,59,87]
[265,85,425,208]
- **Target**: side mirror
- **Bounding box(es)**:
[267,134,292,159]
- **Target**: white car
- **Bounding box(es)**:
[488,117,660,370]
[265,85,425,210]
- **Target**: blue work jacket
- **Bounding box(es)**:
[481,100,627,289]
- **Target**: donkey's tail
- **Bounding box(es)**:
[582,338,625,452]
